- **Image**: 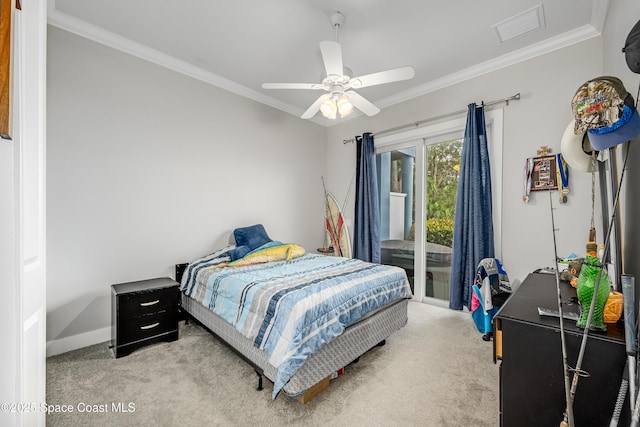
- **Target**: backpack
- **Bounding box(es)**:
[471,258,512,339]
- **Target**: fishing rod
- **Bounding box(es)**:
[318,177,332,253]
[611,276,636,426]
[568,143,631,417]
[549,190,575,427]
[321,176,342,256]
[342,171,356,214]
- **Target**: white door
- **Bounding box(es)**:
[1,1,48,425]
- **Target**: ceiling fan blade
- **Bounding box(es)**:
[349,66,415,89]
[301,93,331,119]
[319,41,343,77]
[262,83,322,90]
[346,91,380,116]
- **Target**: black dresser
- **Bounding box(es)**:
[111,277,179,358]
[494,272,628,426]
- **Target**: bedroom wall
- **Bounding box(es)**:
[46,27,327,355]
[325,37,605,286]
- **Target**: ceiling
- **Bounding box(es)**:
[48,0,609,126]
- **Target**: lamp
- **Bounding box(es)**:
[320,93,354,119]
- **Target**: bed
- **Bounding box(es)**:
[178,224,413,401]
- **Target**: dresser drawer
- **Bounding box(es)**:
[117,310,178,344]
[118,286,178,318]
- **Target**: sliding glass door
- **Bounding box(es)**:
[375,110,502,305]
[377,145,418,293]
[423,139,462,302]
[377,135,462,305]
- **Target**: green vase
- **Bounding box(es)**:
[576,255,610,331]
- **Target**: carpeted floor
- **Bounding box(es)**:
[46,301,499,426]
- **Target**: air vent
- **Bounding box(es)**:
[492,4,546,44]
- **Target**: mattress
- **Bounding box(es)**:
[181,248,412,397]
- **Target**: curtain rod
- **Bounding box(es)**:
[343,92,520,144]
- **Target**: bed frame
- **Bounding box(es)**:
[178,268,409,402]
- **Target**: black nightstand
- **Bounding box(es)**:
[111,277,179,358]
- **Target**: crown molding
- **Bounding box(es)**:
[48,0,606,127]
[47,6,309,119]
[376,23,602,110]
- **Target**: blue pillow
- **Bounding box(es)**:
[233,224,272,251]
[228,245,251,261]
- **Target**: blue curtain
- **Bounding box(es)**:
[449,104,495,310]
[353,133,381,263]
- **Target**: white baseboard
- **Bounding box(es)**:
[46,326,111,357]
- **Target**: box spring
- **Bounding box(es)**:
[181,294,408,398]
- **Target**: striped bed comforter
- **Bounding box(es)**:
[180,246,412,398]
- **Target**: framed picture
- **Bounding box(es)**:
[530,155,557,191]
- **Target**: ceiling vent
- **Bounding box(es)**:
[492,4,546,44]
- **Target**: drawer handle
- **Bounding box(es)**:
[140,322,160,330]
[139,300,160,307]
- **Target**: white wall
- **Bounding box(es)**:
[603,1,640,82]
[326,37,606,285]
[46,27,327,355]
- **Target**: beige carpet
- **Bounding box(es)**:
[46,301,499,426]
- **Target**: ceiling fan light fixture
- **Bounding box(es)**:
[320,98,337,119]
[337,95,353,118]
[261,11,415,120]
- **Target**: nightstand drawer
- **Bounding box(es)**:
[117,310,178,343]
[118,287,178,318]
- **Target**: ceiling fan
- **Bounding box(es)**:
[261,12,415,120]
